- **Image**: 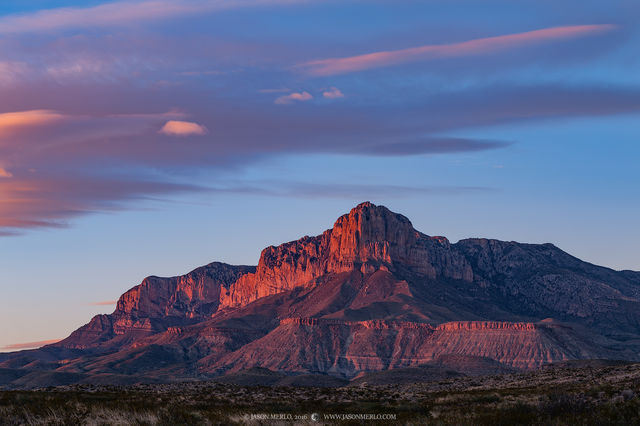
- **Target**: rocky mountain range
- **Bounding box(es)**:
[2,202,639,388]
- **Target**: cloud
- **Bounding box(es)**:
[189,180,493,198]
[0,168,13,178]
[0,62,29,87]
[0,173,205,233]
[410,84,640,133]
[353,137,511,156]
[181,70,227,77]
[0,0,308,35]
[2,81,640,236]
[0,110,66,136]
[298,25,617,76]
[89,300,118,306]
[159,120,208,136]
[322,87,344,99]
[274,91,313,104]
[259,88,291,94]
[225,182,494,199]
[1,339,61,351]
[45,58,112,81]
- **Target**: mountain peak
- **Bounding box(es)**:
[347,201,406,219]
[334,202,416,243]
[351,200,377,211]
[329,201,417,267]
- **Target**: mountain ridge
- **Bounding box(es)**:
[2,201,639,387]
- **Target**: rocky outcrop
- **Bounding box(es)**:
[279,317,435,330]
[435,321,537,332]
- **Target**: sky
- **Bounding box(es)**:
[0,0,639,351]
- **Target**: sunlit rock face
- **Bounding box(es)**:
[31,202,640,381]
[220,202,474,308]
[60,263,255,348]
[116,262,255,320]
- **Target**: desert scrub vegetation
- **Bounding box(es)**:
[0,363,639,425]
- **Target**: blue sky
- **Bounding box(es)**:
[0,0,639,350]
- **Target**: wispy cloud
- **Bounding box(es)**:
[299,25,617,76]
[274,91,313,104]
[2,339,61,351]
[206,181,494,199]
[259,88,291,94]
[0,0,308,34]
[181,70,227,77]
[89,300,118,306]
[159,120,208,136]
[0,62,29,87]
[355,137,511,156]
[0,174,204,233]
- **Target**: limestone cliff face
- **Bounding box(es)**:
[219,202,473,308]
[115,262,254,321]
[327,202,417,268]
[219,234,331,308]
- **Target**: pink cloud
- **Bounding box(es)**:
[322,87,344,99]
[89,300,118,306]
[0,168,12,178]
[159,120,208,136]
[274,91,313,105]
[299,24,617,76]
[2,339,61,351]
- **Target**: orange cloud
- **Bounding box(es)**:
[2,339,61,351]
[274,91,313,105]
[299,24,617,76]
[0,110,65,137]
[159,120,208,136]
[0,168,12,178]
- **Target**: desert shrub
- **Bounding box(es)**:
[469,393,501,404]
[538,391,590,417]
[474,402,537,425]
